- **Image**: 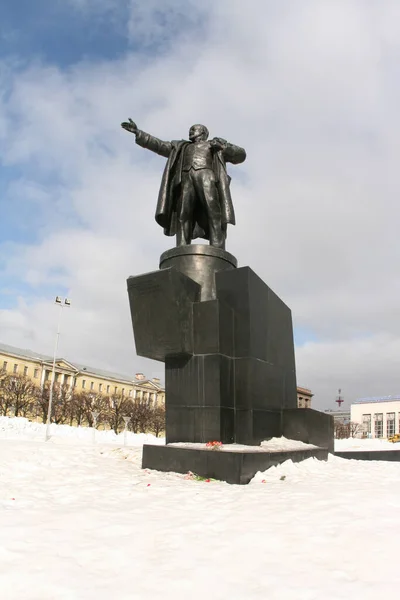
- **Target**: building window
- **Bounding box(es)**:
[106,385,110,394]
[387,413,395,437]
[115,386,118,394]
[23,366,28,376]
[13,364,18,373]
[99,383,103,392]
[2,361,7,371]
[122,388,125,396]
[362,414,371,435]
[374,413,383,438]
[129,389,132,398]
[34,368,39,378]
[82,380,86,389]
[55,373,60,383]
[90,382,94,391]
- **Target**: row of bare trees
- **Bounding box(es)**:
[334,420,361,439]
[0,372,165,436]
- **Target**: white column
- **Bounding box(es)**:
[383,412,387,439]
[40,367,47,388]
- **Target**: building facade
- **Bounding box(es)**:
[0,342,317,412]
[0,342,165,406]
[297,386,313,408]
[351,396,400,438]
[324,409,351,425]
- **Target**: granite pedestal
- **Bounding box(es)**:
[127,244,333,483]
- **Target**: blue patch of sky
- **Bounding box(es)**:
[0,164,85,247]
[1,1,210,68]
[1,167,43,246]
[0,276,69,310]
[0,0,131,67]
[293,326,319,347]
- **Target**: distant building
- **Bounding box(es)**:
[324,409,351,425]
[0,342,165,407]
[351,396,400,439]
[297,386,313,408]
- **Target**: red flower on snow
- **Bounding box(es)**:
[206,440,223,449]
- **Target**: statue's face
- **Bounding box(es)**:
[189,124,208,142]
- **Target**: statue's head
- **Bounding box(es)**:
[189,124,209,142]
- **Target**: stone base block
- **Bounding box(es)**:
[335,450,400,461]
[142,444,329,485]
[282,409,335,454]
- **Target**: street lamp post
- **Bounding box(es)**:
[45,296,71,442]
[123,416,131,446]
[91,410,99,444]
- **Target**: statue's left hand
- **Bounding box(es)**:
[210,137,227,151]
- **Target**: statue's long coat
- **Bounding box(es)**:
[135,130,246,240]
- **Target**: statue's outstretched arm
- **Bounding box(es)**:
[121,119,172,158]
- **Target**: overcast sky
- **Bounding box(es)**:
[1,0,399,410]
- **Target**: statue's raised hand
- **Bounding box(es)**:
[121,118,138,134]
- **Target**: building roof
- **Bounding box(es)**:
[353,395,400,405]
[297,386,313,396]
[0,341,53,363]
[0,341,164,390]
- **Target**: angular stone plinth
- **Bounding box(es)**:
[127,267,200,362]
[142,444,329,485]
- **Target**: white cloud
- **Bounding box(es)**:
[1,0,400,405]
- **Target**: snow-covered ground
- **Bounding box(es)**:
[1,417,400,599]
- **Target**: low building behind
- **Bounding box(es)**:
[324,409,351,424]
[351,396,400,439]
[0,342,165,407]
[297,386,313,408]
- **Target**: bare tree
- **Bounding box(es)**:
[150,405,165,437]
[52,383,74,424]
[127,399,153,433]
[34,382,73,425]
[349,421,361,438]
[33,384,49,423]
[0,373,12,416]
[106,394,132,434]
[334,421,354,439]
[80,392,109,428]
[0,374,37,417]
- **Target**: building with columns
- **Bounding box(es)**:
[0,342,165,406]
